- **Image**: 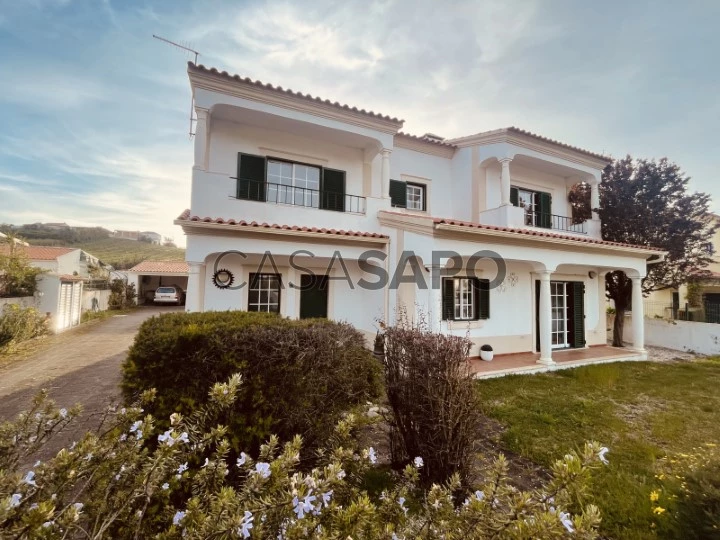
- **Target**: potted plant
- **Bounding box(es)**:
[479,344,494,362]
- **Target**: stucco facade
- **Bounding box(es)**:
[177,63,662,363]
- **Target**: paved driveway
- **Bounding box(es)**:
[0,306,181,433]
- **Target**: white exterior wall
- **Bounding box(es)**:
[391,147,454,217]
[623,315,720,356]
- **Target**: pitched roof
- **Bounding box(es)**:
[431,216,665,251]
[128,261,189,274]
[0,245,76,260]
[175,209,388,239]
[188,63,403,125]
[396,132,457,148]
[447,126,611,162]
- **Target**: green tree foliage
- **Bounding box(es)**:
[598,156,717,345]
[0,235,45,297]
[568,182,592,224]
[108,279,137,309]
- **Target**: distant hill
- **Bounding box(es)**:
[0,223,185,270]
[74,238,185,270]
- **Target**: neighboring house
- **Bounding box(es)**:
[175,63,664,365]
[140,231,162,244]
[0,245,106,331]
[0,232,29,246]
[645,213,720,322]
[113,230,141,241]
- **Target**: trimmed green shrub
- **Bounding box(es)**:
[122,311,382,454]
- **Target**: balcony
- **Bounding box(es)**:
[525,212,587,235]
[478,205,599,238]
[231,178,367,214]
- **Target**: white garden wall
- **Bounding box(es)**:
[82,289,112,312]
[0,296,36,309]
[622,314,720,356]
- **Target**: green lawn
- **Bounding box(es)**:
[477,358,720,539]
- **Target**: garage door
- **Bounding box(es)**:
[57,282,82,331]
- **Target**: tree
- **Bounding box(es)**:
[597,156,717,345]
[0,235,45,297]
[568,182,592,224]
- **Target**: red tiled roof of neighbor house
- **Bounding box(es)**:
[188,63,404,125]
[128,261,190,273]
[175,209,389,239]
[0,245,76,260]
[431,216,665,251]
[57,274,85,281]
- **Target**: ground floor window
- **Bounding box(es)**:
[442,277,490,321]
[248,273,281,313]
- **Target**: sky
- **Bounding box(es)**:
[1,0,719,246]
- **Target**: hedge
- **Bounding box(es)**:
[121,311,382,454]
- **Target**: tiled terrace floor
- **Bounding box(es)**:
[470,345,647,379]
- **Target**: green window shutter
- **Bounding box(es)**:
[510,186,519,207]
[538,192,552,228]
[441,278,454,320]
[571,282,586,347]
[389,179,407,208]
[473,278,490,320]
[237,153,266,201]
[320,169,346,212]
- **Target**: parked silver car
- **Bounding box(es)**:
[154,286,185,306]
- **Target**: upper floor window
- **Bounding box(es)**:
[390,179,427,211]
[267,159,321,208]
[510,186,552,229]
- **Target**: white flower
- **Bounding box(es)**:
[84,453,93,461]
[237,452,248,467]
[239,510,254,538]
[9,493,22,508]
[368,447,377,464]
[34,460,41,467]
[120,407,127,414]
[59,408,67,419]
[598,447,609,465]
[559,511,574,533]
[398,496,408,514]
[129,420,142,433]
[337,469,346,480]
[292,491,317,519]
[202,458,209,468]
[162,483,170,490]
[23,471,37,487]
[42,521,54,528]
[176,432,189,444]
[413,456,424,469]
[321,490,333,507]
[475,490,485,501]
[119,433,127,442]
[173,510,186,526]
[73,502,84,513]
[178,462,188,474]
[170,413,181,425]
[135,430,143,440]
[254,462,271,479]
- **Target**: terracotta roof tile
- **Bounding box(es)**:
[176,209,388,239]
[128,261,189,273]
[431,216,664,251]
[189,63,404,125]
[396,132,457,148]
[0,245,76,260]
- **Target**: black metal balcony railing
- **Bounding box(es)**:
[527,212,587,234]
[231,178,366,214]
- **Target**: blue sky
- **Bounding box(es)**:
[1,0,718,246]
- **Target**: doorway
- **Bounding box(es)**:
[299,275,329,319]
[536,280,586,351]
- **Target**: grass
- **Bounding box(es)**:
[76,238,185,269]
[477,358,720,539]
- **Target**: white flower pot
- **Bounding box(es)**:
[480,350,494,362]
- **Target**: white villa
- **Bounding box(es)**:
[176,63,665,370]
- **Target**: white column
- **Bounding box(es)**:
[380,149,392,199]
[499,157,512,206]
[193,108,209,171]
[186,261,206,313]
[631,276,645,351]
[590,180,600,220]
[427,265,443,332]
[538,271,554,365]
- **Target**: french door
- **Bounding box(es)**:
[551,282,569,349]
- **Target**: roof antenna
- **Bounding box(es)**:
[153,34,201,138]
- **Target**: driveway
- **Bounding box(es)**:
[0,307,181,449]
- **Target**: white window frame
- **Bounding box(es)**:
[453,278,475,320]
[267,159,321,208]
[248,273,281,313]
[516,187,539,227]
[406,182,425,211]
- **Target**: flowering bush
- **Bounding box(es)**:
[0,374,608,539]
[651,443,720,538]
[122,311,382,456]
